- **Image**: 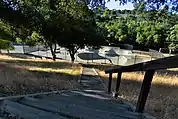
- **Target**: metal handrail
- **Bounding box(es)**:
[104,55,178,113]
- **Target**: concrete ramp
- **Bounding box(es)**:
[77,52,105,60]
[99,46,132,56]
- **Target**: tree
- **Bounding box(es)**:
[47,0,104,62]
[1,0,178,56]
[0,39,14,53]
[1,0,178,27]
[134,1,146,14]
[58,15,104,62]
[114,20,128,42]
[167,24,178,50]
[136,21,166,49]
[0,20,16,41]
[0,0,104,62]
[94,3,178,50]
[126,20,137,44]
[95,8,137,45]
[0,20,16,52]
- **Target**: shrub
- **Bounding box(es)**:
[0,39,14,50]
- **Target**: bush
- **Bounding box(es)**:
[0,39,14,50]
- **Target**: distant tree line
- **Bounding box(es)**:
[95,3,178,51]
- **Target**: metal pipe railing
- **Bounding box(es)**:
[105,55,178,113]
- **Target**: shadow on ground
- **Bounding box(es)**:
[81,63,117,70]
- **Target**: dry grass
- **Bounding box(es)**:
[98,70,178,119]
[0,54,81,96]
[2,54,178,118]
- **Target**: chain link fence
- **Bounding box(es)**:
[1,45,164,66]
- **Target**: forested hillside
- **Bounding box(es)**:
[95,3,178,51]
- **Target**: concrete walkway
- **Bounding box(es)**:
[80,67,107,91]
[0,67,156,119]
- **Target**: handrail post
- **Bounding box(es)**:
[136,70,155,113]
[108,73,112,94]
[115,72,122,98]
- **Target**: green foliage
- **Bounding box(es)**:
[0,21,15,41]
[167,24,178,50]
[1,0,178,55]
[0,0,104,61]
[16,37,22,44]
[95,7,178,50]
[0,39,14,50]
[26,32,43,46]
[134,1,145,14]
[113,21,128,41]
[136,22,164,47]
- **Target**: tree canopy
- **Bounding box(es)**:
[95,4,178,51]
[0,0,105,61]
[0,0,178,58]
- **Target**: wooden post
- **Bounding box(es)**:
[64,49,67,60]
[76,53,77,61]
[150,52,153,61]
[46,47,48,57]
[115,72,122,98]
[117,55,120,65]
[22,44,25,54]
[134,55,137,64]
[136,70,155,113]
[38,45,40,55]
[108,73,112,94]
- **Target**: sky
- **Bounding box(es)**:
[105,0,134,10]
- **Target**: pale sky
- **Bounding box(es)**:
[105,0,134,10]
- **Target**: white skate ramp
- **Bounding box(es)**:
[99,46,132,56]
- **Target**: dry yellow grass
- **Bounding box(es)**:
[2,53,178,118]
[0,54,81,96]
[98,70,178,119]
[24,66,80,76]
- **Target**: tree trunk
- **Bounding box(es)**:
[49,44,56,61]
[69,52,75,62]
[68,46,75,63]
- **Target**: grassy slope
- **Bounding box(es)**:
[2,54,178,118]
[0,54,81,96]
[98,70,178,119]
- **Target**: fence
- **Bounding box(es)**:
[149,49,164,59]
[2,45,150,65]
[133,49,165,59]
[23,45,49,54]
[24,49,152,66]
[22,45,154,65]
[1,44,165,66]
[105,55,178,113]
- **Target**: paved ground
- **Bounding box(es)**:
[79,67,107,90]
[0,67,156,119]
[0,90,155,119]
